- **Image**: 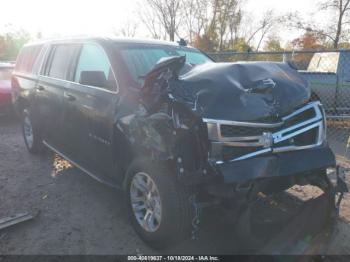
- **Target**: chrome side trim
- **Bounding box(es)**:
[43,141,120,189]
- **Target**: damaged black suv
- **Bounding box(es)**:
[12,38,343,248]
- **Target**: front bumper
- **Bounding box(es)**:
[199,101,335,184]
[178,102,336,187]
[216,144,335,184]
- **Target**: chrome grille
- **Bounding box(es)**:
[204,102,326,164]
[221,125,271,137]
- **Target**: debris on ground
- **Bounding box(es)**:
[0,212,38,231]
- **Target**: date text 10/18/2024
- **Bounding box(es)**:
[127,256,220,261]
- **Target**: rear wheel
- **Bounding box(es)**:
[22,109,44,154]
[125,159,192,249]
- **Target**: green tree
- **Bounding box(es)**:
[291,29,326,50]
[0,29,30,60]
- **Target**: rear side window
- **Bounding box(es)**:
[15,44,43,74]
[45,44,79,80]
[74,44,116,90]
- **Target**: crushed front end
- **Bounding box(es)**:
[118,56,348,250]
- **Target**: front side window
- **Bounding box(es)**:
[46,44,78,80]
[74,44,116,90]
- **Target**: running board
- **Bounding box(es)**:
[43,141,121,190]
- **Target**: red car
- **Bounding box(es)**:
[0,63,14,115]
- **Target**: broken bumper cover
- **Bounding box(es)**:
[216,145,335,184]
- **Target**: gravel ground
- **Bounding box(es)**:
[0,116,349,255]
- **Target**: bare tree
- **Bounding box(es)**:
[246,10,283,51]
[182,0,210,43]
[114,19,138,38]
[145,0,183,41]
[319,0,350,48]
[216,0,240,51]
[138,3,166,39]
[291,0,350,49]
[228,7,243,49]
[201,0,243,51]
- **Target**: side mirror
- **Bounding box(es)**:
[79,71,107,88]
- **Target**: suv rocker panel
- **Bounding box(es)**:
[43,140,121,189]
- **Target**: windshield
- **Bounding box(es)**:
[0,67,13,81]
[117,44,213,84]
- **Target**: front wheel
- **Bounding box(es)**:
[22,109,44,154]
[125,159,192,249]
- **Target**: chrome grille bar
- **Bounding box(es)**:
[204,102,326,164]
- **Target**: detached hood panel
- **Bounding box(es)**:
[177,62,310,122]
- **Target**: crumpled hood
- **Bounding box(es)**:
[176,62,310,122]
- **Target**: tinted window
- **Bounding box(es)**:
[118,45,212,84]
[177,50,211,64]
[120,48,170,84]
[15,45,43,74]
[46,44,78,80]
[74,44,116,90]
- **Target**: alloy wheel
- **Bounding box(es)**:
[130,172,162,232]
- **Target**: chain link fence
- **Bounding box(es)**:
[208,50,350,161]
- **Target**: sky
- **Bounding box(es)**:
[0,0,325,44]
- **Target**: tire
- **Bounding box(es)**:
[22,108,44,154]
[125,158,192,249]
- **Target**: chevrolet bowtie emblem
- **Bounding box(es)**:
[260,132,274,148]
